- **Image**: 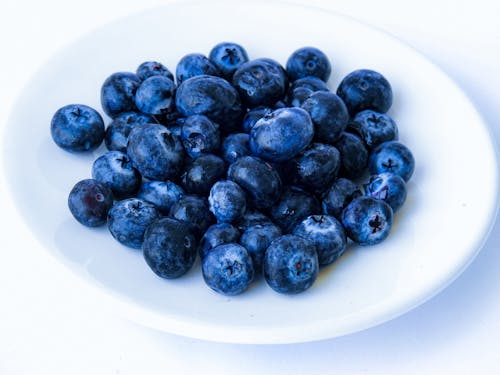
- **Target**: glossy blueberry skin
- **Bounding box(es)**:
[68,179,113,227]
[137,180,184,215]
[208,180,246,223]
[263,234,319,295]
[107,198,161,249]
[209,42,249,79]
[341,196,393,245]
[91,151,141,199]
[235,209,272,232]
[240,222,281,274]
[286,47,331,82]
[198,223,240,259]
[334,132,369,179]
[127,123,184,181]
[368,141,415,182]
[294,215,346,266]
[249,107,314,162]
[169,195,214,237]
[136,61,174,81]
[134,76,176,115]
[301,91,349,144]
[322,177,362,220]
[101,72,141,118]
[227,156,282,210]
[176,53,220,84]
[181,154,226,196]
[364,172,407,212]
[202,243,254,296]
[181,115,221,157]
[337,69,393,115]
[232,58,287,108]
[269,186,321,233]
[349,110,398,149]
[287,76,329,107]
[242,106,273,133]
[221,133,250,164]
[104,111,154,152]
[175,75,242,133]
[51,104,105,152]
[143,217,197,279]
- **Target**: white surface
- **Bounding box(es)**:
[0,0,499,372]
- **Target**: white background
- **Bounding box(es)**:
[1,0,499,373]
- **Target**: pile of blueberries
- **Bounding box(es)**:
[51,42,415,296]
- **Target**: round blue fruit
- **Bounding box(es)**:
[322,177,362,220]
[198,223,240,259]
[334,132,369,179]
[176,53,220,84]
[234,209,272,232]
[68,179,114,227]
[364,172,407,211]
[209,42,249,79]
[100,72,141,118]
[221,133,250,164]
[181,154,226,196]
[136,61,174,81]
[286,46,331,82]
[242,106,273,133]
[134,75,176,115]
[137,180,185,215]
[104,111,154,152]
[286,76,329,107]
[240,222,281,274]
[208,180,246,223]
[181,115,221,158]
[368,141,415,182]
[169,195,214,238]
[349,110,398,149]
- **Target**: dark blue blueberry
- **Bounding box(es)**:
[322,177,362,220]
[349,110,398,149]
[176,53,220,83]
[143,217,197,279]
[232,58,287,108]
[134,76,176,115]
[68,179,113,227]
[227,156,282,210]
[337,69,393,115]
[263,234,319,294]
[234,209,272,232]
[242,106,273,133]
[169,195,214,237]
[334,132,369,179]
[301,91,349,144]
[202,243,254,296]
[107,198,161,249]
[136,61,174,81]
[368,141,415,182]
[104,111,154,152]
[249,107,314,162]
[51,104,105,152]
[181,115,221,157]
[221,133,250,164]
[198,223,240,259]
[100,72,141,118]
[91,151,141,199]
[240,222,281,274]
[137,180,184,214]
[364,172,407,212]
[269,186,321,233]
[286,76,329,107]
[209,42,249,79]
[127,123,184,180]
[294,215,346,266]
[341,196,393,245]
[286,47,331,82]
[208,180,246,223]
[181,154,226,196]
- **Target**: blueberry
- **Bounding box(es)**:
[68,179,113,227]
[234,209,272,232]
[169,195,214,237]
[107,198,161,249]
[242,106,273,133]
[263,234,319,294]
[91,151,141,198]
[349,110,398,149]
[294,215,346,266]
[286,76,329,107]
[51,104,105,152]
[368,141,415,182]
[208,180,246,223]
[127,123,184,181]
[104,111,154,152]
[232,58,287,108]
[202,243,254,296]
[209,42,249,79]
[100,72,141,118]
[181,154,226,196]
[136,61,174,81]
[221,133,250,164]
[341,196,393,245]
[334,132,369,179]
[364,172,407,211]
[181,115,221,157]
[198,223,240,259]
[337,69,393,115]
[240,222,281,273]
[137,180,184,214]
[249,107,314,162]
[227,156,282,209]
[322,177,362,220]
[286,47,331,82]
[134,76,176,115]
[143,217,197,279]
[176,53,220,83]
[301,91,349,144]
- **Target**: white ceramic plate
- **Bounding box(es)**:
[3,0,498,344]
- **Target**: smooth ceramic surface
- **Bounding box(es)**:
[3,0,498,344]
